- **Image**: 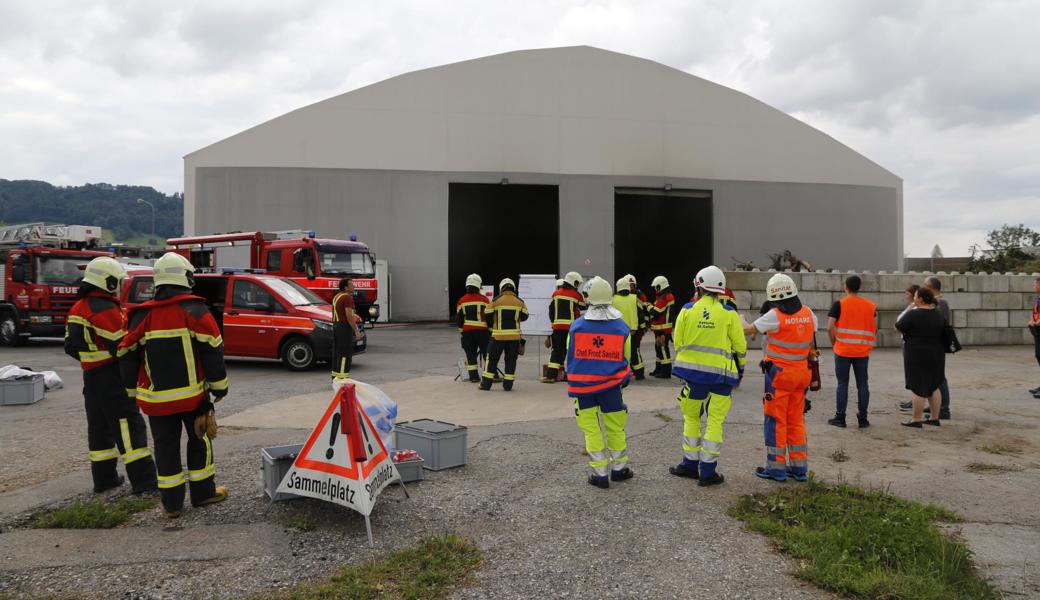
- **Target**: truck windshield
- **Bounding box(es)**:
[35,255,92,285]
[317,247,375,277]
[260,277,326,306]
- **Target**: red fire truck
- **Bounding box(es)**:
[165,231,380,325]
[0,223,112,346]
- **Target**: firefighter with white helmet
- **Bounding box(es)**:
[480,277,529,391]
[648,275,676,378]
[566,276,633,488]
[744,273,818,482]
[455,273,491,382]
[669,266,747,486]
[542,271,587,383]
[119,252,229,517]
[65,256,158,495]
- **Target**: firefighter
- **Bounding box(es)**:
[612,277,643,380]
[331,278,361,382]
[745,273,818,482]
[669,266,746,486]
[65,257,157,494]
[119,253,229,518]
[480,278,529,391]
[542,271,586,383]
[649,275,676,378]
[456,273,491,383]
[568,276,633,488]
[625,274,651,380]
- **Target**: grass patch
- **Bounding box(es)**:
[282,514,317,532]
[33,497,156,529]
[980,441,1024,456]
[272,534,481,599]
[729,478,999,600]
[653,410,675,423]
[829,448,849,463]
[965,463,1020,474]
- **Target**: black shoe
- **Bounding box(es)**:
[468,377,480,383]
[924,419,941,426]
[901,420,923,428]
[827,417,846,428]
[610,467,634,482]
[132,481,159,495]
[634,372,645,381]
[93,474,125,494]
[668,464,699,479]
[587,475,609,489]
[1030,386,1040,394]
[858,417,870,429]
[938,411,951,420]
[697,473,725,487]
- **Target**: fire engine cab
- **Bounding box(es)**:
[0,223,111,346]
[166,231,380,326]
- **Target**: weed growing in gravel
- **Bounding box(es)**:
[829,448,849,463]
[729,478,999,600]
[33,497,156,529]
[653,411,675,423]
[283,514,317,532]
[271,534,481,599]
[980,441,1024,456]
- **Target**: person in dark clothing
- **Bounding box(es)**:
[895,287,945,428]
[922,276,952,419]
[331,278,361,381]
[1029,278,1040,397]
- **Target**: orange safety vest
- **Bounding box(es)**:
[832,296,877,358]
[764,305,815,371]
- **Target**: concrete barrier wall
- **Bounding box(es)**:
[723,270,1039,348]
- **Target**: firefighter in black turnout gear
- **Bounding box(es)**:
[331,278,361,382]
[456,273,491,382]
[480,278,529,391]
[65,257,158,494]
[542,271,586,383]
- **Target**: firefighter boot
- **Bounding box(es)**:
[92,471,125,494]
[195,486,229,507]
[587,475,609,489]
[653,364,671,379]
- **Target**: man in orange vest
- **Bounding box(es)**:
[745,274,817,482]
[826,275,877,428]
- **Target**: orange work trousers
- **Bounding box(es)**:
[762,361,811,478]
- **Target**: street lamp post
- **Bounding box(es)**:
[137,198,155,236]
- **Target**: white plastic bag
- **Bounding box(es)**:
[332,378,398,453]
[0,365,63,391]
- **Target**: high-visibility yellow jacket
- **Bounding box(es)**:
[672,295,747,387]
[611,292,640,332]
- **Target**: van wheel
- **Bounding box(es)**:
[281,337,315,371]
[0,313,21,347]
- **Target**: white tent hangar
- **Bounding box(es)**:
[184,46,902,320]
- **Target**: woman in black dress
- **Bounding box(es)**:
[895,287,945,427]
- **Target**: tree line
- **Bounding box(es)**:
[0,179,183,242]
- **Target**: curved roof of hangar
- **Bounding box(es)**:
[186,46,900,188]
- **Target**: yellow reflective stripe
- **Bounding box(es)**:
[116,342,138,357]
[67,315,91,327]
[126,388,137,398]
[135,381,206,403]
[123,447,152,464]
[651,323,672,330]
[207,377,229,392]
[79,350,112,363]
[158,472,186,488]
[194,332,223,347]
[205,434,212,467]
[89,448,120,461]
[182,333,197,387]
[143,328,191,340]
[94,327,126,341]
[188,465,215,482]
[119,419,133,454]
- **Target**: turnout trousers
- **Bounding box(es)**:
[83,363,157,493]
[481,339,519,391]
[331,323,355,379]
[460,330,490,382]
[546,329,569,379]
[630,330,645,378]
[574,387,629,477]
[149,407,217,513]
[677,382,733,478]
[654,332,672,371]
[763,362,811,479]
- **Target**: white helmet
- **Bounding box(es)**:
[767,273,798,301]
[694,266,727,294]
[153,252,196,288]
[555,278,564,288]
[651,275,669,291]
[624,274,637,289]
[465,273,482,288]
[82,257,126,294]
[499,278,516,292]
[615,277,630,293]
[564,271,583,288]
[585,276,613,305]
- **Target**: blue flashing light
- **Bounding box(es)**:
[307,231,316,238]
[107,247,116,253]
[19,242,28,249]
[350,234,358,241]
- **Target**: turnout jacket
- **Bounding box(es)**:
[456,292,490,332]
[650,290,676,333]
[548,287,586,331]
[118,287,229,416]
[65,288,126,372]
[484,290,529,341]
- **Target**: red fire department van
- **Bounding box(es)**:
[165,231,380,326]
[0,223,111,346]
[122,269,366,371]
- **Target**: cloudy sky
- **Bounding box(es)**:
[1,0,1037,256]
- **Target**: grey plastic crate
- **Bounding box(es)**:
[394,419,467,471]
[394,457,425,482]
[260,444,304,501]
[0,375,45,406]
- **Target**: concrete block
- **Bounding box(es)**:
[877,292,912,311]
[942,292,982,310]
[880,274,919,292]
[877,330,903,348]
[1010,310,1032,327]
[996,311,1010,328]
[724,271,773,291]
[966,274,1010,293]
[952,274,968,292]
[952,310,967,328]
[751,291,770,309]
[878,310,903,329]
[857,292,882,305]
[1022,293,1038,309]
[983,293,1023,310]
[963,328,1029,346]
[800,292,833,310]
[733,290,753,311]
[858,273,880,292]
[965,311,1000,328]
[815,331,832,348]
[1008,275,1037,292]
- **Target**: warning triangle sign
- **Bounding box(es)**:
[275,383,400,516]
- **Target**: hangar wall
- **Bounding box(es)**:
[194,166,899,321]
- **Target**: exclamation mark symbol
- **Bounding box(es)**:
[359,413,374,456]
[327,413,341,460]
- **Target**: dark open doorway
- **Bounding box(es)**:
[448,183,559,316]
[613,188,713,304]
